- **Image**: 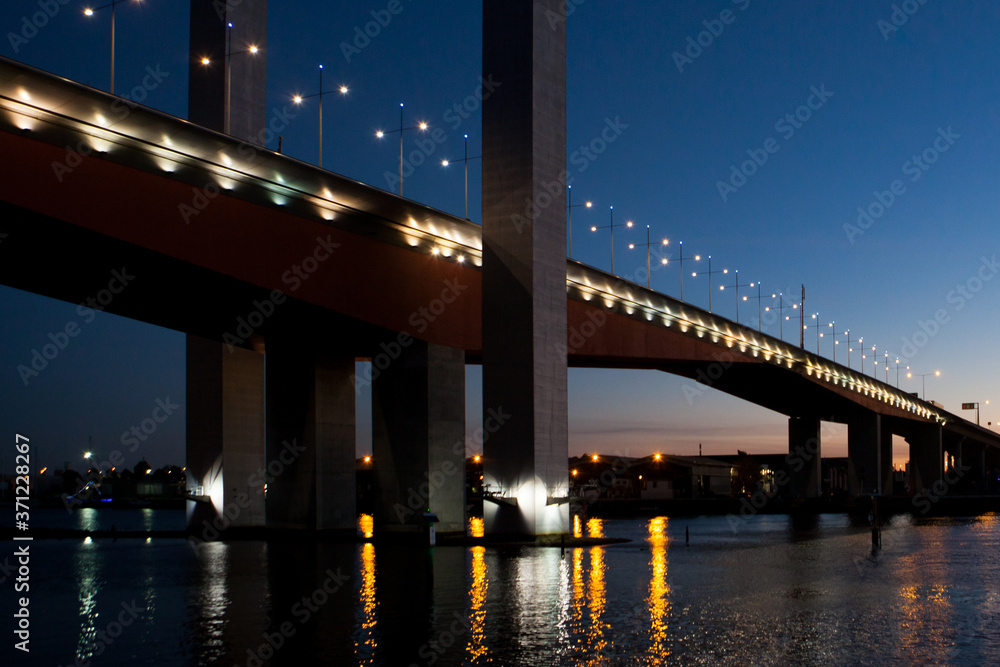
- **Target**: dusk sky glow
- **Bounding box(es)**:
[3,1,1000,472]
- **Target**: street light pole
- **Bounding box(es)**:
[376,104,429,197]
[318,65,323,167]
[442,135,482,220]
[292,73,349,169]
[566,185,593,258]
[765,293,798,341]
[628,226,668,289]
[590,206,633,276]
[85,0,140,95]
[907,370,941,400]
[225,22,232,134]
[111,0,115,94]
[692,256,728,312]
[719,270,752,323]
[802,313,820,352]
[741,281,768,332]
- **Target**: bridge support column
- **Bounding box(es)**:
[847,413,893,496]
[185,336,266,533]
[372,341,466,535]
[788,417,822,498]
[481,0,570,536]
[265,340,356,530]
[907,425,943,496]
[955,440,986,493]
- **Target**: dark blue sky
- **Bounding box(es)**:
[3,0,1000,472]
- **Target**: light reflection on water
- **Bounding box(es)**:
[647,516,670,664]
[355,542,378,664]
[467,546,489,663]
[23,513,1000,665]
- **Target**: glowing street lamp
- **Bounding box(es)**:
[741,281,770,332]
[719,269,752,324]
[826,322,848,364]
[291,65,348,168]
[764,292,798,341]
[590,206,633,276]
[846,332,863,371]
[628,225,668,288]
[376,103,429,197]
[665,241,697,301]
[691,255,728,312]
[566,185,593,258]
[199,22,260,135]
[441,134,481,220]
[801,313,822,353]
[907,369,941,400]
[83,0,143,95]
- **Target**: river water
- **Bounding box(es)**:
[5,510,999,665]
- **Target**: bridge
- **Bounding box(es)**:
[2,43,997,537]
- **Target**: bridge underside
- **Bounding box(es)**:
[3,61,1000,534]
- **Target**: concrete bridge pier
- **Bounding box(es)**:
[906,425,943,496]
[481,0,571,537]
[787,417,822,498]
[264,336,357,531]
[954,439,987,493]
[371,341,466,536]
[185,337,266,533]
[847,413,893,496]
